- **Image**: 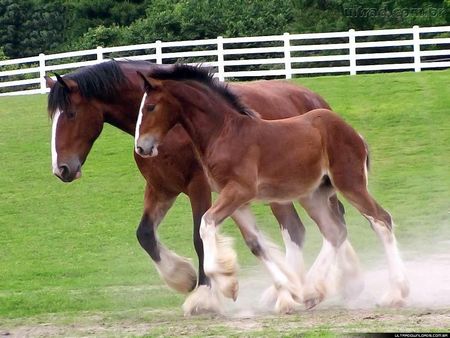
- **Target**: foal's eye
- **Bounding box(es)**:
[146,104,155,112]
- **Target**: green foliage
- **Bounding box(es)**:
[0,0,67,58]
[0,0,449,57]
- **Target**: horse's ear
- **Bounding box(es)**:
[54,73,79,93]
[44,75,55,89]
[136,71,153,92]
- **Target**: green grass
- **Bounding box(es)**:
[0,69,449,335]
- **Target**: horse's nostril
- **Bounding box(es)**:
[59,164,70,179]
[136,146,144,155]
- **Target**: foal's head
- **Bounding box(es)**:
[134,73,181,158]
[46,61,128,182]
[135,64,257,158]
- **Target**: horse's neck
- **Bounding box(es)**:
[103,89,143,136]
[177,93,232,155]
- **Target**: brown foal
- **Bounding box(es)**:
[135,65,409,310]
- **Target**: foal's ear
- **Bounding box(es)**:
[137,71,153,92]
[54,73,79,93]
[44,75,55,89]
[136,71,162,92]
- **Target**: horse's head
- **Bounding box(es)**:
[135,72,181,158]
[46,74,104,182]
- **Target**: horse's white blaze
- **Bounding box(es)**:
[134,92,147,152]
[281,228,304,280]
[51,109,61,174]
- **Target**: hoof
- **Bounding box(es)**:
[378,282,409,308]
[182,285,222,316]
[156,248,197,294]
[212,273,239,301]
[275,288,300,314]
[260,285,277,307]
[303,288,324,310]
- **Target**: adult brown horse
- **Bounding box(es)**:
[135,64,409,308]
[46,60,358,314]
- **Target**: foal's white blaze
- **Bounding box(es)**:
[51,109,61,174]
[134,92,147,152]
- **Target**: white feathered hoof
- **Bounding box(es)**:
[260,285,278,308]
[204,234,239,301]
[182,285,222,316]
[156,247,197,294]
[378,280,409,308]
[275,288,300,314]
[303,283,325,310]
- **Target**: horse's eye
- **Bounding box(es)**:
[146,104,155,112]
[65,111,76,119]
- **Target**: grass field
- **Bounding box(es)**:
[0,69,449,336]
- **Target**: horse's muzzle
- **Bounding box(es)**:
[53,160,82,183]
[135,136,159,158]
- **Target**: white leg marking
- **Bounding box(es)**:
[368,216,409,305]
[182,285,222,316]
[154,245,197,294]
[304,239,338,308]
[281,228,305,282]
[134,92,147,152]
[200,215,238,300]
[51,109,61,174]
[200,215,217,275]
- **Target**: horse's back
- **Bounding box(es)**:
[230,80,330,120]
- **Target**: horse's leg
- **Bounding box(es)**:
[326,137,409,307]
[299,184,351,309]
[328,193,364,301]
[259,203,305,309]
[232,205,303,314]
[136,184,197,293]
[182,173,223,316]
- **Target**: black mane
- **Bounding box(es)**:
[47,60,149,118]
[150,64,257,118]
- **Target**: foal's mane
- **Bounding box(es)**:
[150,64,257,118]
[47,59,149,119]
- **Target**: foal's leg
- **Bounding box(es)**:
[337,187,409,307]
[182,173,223,316]
[232,205,303,314]
[329,147,409,307]
[137,184,197,293]
[299,185,351,309]
[258,203,305,309]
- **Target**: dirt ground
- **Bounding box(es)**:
[2,252,449,337]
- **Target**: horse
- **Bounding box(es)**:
[134,64,410,309]
[46,60,359,314]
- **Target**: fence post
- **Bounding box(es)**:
[96,46,103,62]
[283,33,292,79]
[217,36,225,82]
[348,29,357,75]
[155,40,163,64]
[39,53,46,94]
[413,25,421,72]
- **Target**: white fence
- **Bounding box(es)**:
[1,25,450,96]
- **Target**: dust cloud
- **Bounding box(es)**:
[224,248,450,317]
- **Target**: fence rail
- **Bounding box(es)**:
[1,25,449,96]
